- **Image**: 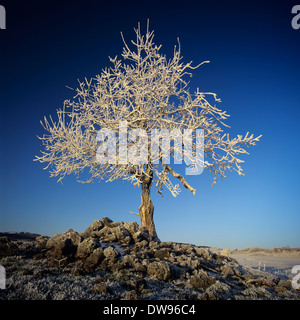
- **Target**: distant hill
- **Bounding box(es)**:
[0,232,41,241]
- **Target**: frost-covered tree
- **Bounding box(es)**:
[35,22,261,240]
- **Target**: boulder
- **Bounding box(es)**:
[149,241,160,251]
[84,247,104,271]
[103,246,120,262]
[122,222,150,243]
[89,247,104,264]
[98,225,132,244]
[134,262,147,273]
[82,218,150,244]
[189,272,216,289]
[35,235,49,248]
[46,229,82,249]
[76,238,100,259]
[123,254,135,267]
[123,222,139,237]
[134,240,149,249]
[154,248,170,260]
[147,261,171,281]
[46,229,82,259]
[134,227,150,243]
[195,247,214,259]
[81,217,113,238]
[0,237,19,257]
[50,238,76,259]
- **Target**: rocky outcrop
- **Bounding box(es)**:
[1,217,300,300]
[81,218,149,245]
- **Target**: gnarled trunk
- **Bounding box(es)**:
[139,181,159,241]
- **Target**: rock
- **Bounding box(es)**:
[195,247,213,259]
[35,235,49,248]
[76,238,100,259]
[134,262,147,273]
[242,273,255,281]
[274,285,287,294]
[98,226,118,242]
[149,241,160,251]
[134,240,149,249]
[50,238,76,259]
[81,217,113,238]
[124,290,140,300]
[220,248,231,256]
[93,279,110,294]
[46,229,82,249]
[115,227,132,244]
[123,222,139,237]
[189,272,216,289]
[98,225,132,244]
[82,219,104,238]
[17,242,39,258]
[154,248,170,260]
[45,229,83,260]
[221,265,235,278]
[123,223,150,243]
[103,246,120,262]
[169,264,184,279]
[241,286,272,299]
[147,261,171,281]
[4,218,300,300]
[0,237,19,257]
[205,290,220,300]
[246,277,277,287]
[277,280,292,289]
[85,247,104,267]
[83,219,150,244]
[197,293,208,300]
[122,254,135,267]
[113,269,132,281]
[110,262,125,272]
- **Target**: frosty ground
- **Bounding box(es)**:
[0,218,299,300]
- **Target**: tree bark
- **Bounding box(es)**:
[139,179,159,241]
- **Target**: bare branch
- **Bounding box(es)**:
[164,164,196,195]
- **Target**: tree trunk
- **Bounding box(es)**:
[139,181,159,241]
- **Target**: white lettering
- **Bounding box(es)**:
[292,5,300,30]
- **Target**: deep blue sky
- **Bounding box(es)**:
[0,0,299,249]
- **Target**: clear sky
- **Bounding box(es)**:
[0,0,299,249]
